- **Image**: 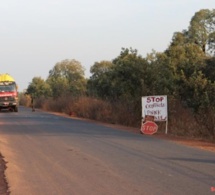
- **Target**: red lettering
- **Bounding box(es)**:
[146,97,151,103]
[141,122,158,135]
[146,96,164,103]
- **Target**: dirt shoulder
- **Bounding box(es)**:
[154,133,215,152]
[0,153,9,195]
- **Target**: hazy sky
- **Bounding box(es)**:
[0,0,214,91]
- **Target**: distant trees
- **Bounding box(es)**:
[87,60,113,98]
[88,48,151,100]
[24,9,215,139]
[169,9,215,56]
[165,37,206,110]
[85,9,215,137]
[47,59,87,98]
[26,77,51,99]
[26,59,87,99]
[109,48,148,100]
[145,51,174,96]
[26,9,215,106]
[188,9,215,55]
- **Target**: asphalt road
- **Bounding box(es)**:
[0,106,214,195]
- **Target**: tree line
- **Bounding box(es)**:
[23,9,215,139]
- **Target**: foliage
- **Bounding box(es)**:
[26,77,51,98]
[145,51,175,95]
[24,9,215,140]
[188,9,215,55]
[203,57,215,82]
[47,59,87,98]
[88,48,151,100]
[87,60,113,97]
[19,92,31,106]
[110,48,149,100]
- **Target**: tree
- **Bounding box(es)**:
[26,77,51,98]
[90,61,113,79]
[145,51,175,96]
[164,12,215,138]
[47,59,87,98]
[88,48,150,100]
[164,30,208,109]
[204,57,215,82]
[188,9,215,55]
[170,31,189,48]
[87,61,113,97]
[109,48,149,100]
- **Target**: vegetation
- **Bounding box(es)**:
[47,59,86,98]
[21,9,215,141]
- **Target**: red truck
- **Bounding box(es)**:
[0,74,19,112]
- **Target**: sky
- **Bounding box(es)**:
[0,0,214,91]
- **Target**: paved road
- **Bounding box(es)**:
[0,106,214,195]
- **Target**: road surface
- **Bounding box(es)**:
[0,106,215,195]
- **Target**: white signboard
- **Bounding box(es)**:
[142,95,168,121]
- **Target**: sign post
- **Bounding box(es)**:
[141,95,168,134]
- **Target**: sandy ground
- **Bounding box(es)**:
[0,153,9,195]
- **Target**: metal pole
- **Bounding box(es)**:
[165,119,168,134]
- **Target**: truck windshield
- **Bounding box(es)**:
[0,84,16,92]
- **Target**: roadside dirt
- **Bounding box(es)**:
[0,114,214,194]
[0,153,9,195]
[154,133,215,152]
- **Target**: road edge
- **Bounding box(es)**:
[0,153,10,195]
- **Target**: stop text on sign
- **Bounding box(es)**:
[146,96,164,103]
[141,121,158,135]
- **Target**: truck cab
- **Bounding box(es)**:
[0,74,19,112]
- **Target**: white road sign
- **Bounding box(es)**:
[142,95,168,121]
